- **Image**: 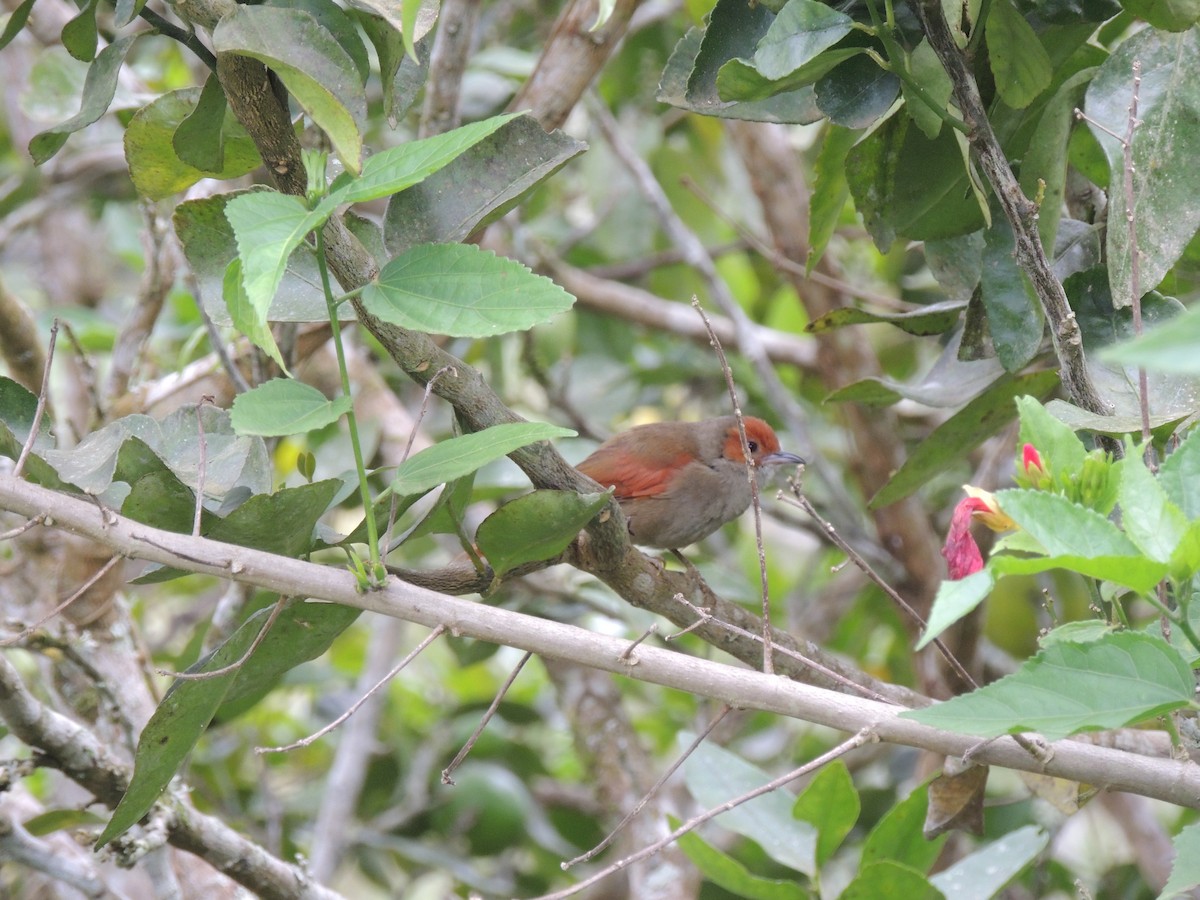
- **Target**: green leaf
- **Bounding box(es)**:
[674,824,810,900]
[476,490,611,579]
[1085,28,1200,308]
[24,808,105,837]
[330,112,521,205]
[215,600,361,721]
[61,0,98,62]
[1161,822,1200,898]
[823,378,903,406]
[929,826,1049,900]
[904,40,953,139]
[1119,0,1200,30]
[986,0,1052,108]
[1015,395,1087,475]
[1158,426,1200,518]
[868,370,1058,508]
[1102,305,1200,374]
[29,34,141,164]
[815,55,900,129]
[988,548,1167,595]
[861,782,946,871]
[917,570,996,650]
[807,300,966,336]
[223,258,287,372]
[362,244,575,338]
[391,423,575,497]
[172,74,232,173]
[1041,398,1187,439]
[807,123,856,273]
[753,0,853,80]
[230,379,353,437]
[1117,451,1187,563]
[995,489,1139,559]
[900,632,1195,740]
[683,739,817,875]
[125,88,262,200]
[0,376,64,489]
[841,862,943,900]
[223,190,314,327]
[96,610,272,847]
[717,50,860,103]
[792,760,859,866]
[174,192,328,326]
[213,6,367,174]
[0,0,37,52]
[981,215,1044,372]
[384,116,587,254]
[264,0,371,83]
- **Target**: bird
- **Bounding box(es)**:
[576,416,804,549]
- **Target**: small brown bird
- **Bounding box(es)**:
[577,416,804,549]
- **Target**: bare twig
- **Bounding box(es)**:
[0,515,45,541]
[563,704,733,869]
[617,624,657,663]
[257,625,448,754]
[536,728,874,899]
[441,650,533,785]
[0,555,122,648]
[13,320,58,480]
[157,595,287,680]
[692,297,775,675]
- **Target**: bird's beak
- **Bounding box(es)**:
[762,450,805,467]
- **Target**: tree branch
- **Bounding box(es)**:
[1,475,1197,810]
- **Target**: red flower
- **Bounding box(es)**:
[942,496,989,579]
[1022,443,1044,478]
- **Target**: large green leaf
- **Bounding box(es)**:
[981,215,1044,372]
[1119,0,1200,30]
[125,88,261,200]
[986,0,1051,108]
[814,56,899,129]
[475,490,611,578]
[383,116,587,254]
[0,376,64,489]
[752,0,853,79]
[929,826,1049,900]
[861,781,946,871]
[1117,451,1187,564]
[230,378,353,437]
[841,862,942,900]
[213,6,367,174]
[1084,28,1200,308]
[674,825,809,899]
[391,423,575,496]
[1161,822,1200,898]
[900,632,1194,740]
[807,300,966,336]
[1158,426,1200,518]
[361,244,575,337]
[792,760,859,866]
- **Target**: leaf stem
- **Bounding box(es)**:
[316,227,383,584]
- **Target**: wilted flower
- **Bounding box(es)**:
[942,488,1016,580]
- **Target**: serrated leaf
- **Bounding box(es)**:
[223,258,288,372]
[995,489,1138,559]
[792,760,859,866]
[476,490,610,578]
[1161,822,1200,898]
[986,0,1051,108]
[362,244,575,337]
[230,379,353,437]
[902,633,1194,740]
[213,6,367,174]
[868,371,1058,509]
[29,34,141,164]
[223,190,315,327]
[391,423,575,496]
[682,739,817,875]
[1015,396,1088,474]
[674,824,810,899]
[1117,452,1187,563]
[1159,427,1200,518]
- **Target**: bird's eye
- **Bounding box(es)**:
[747,440,759,453]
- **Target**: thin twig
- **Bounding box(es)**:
[618,624,658,662]
[534,728,875,900]
[0,515,45,541]
[13,320,58,480]
[441,650,533,785]
[691,297,774,675]
[781,485,977,690]
[563,704,734,869]
[157,596,288,680]
[0,555,122,647]
[258,625,448,754]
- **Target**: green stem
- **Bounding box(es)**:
[861,45,970,134]
[332,286,366,308]
[315,227,382,582]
